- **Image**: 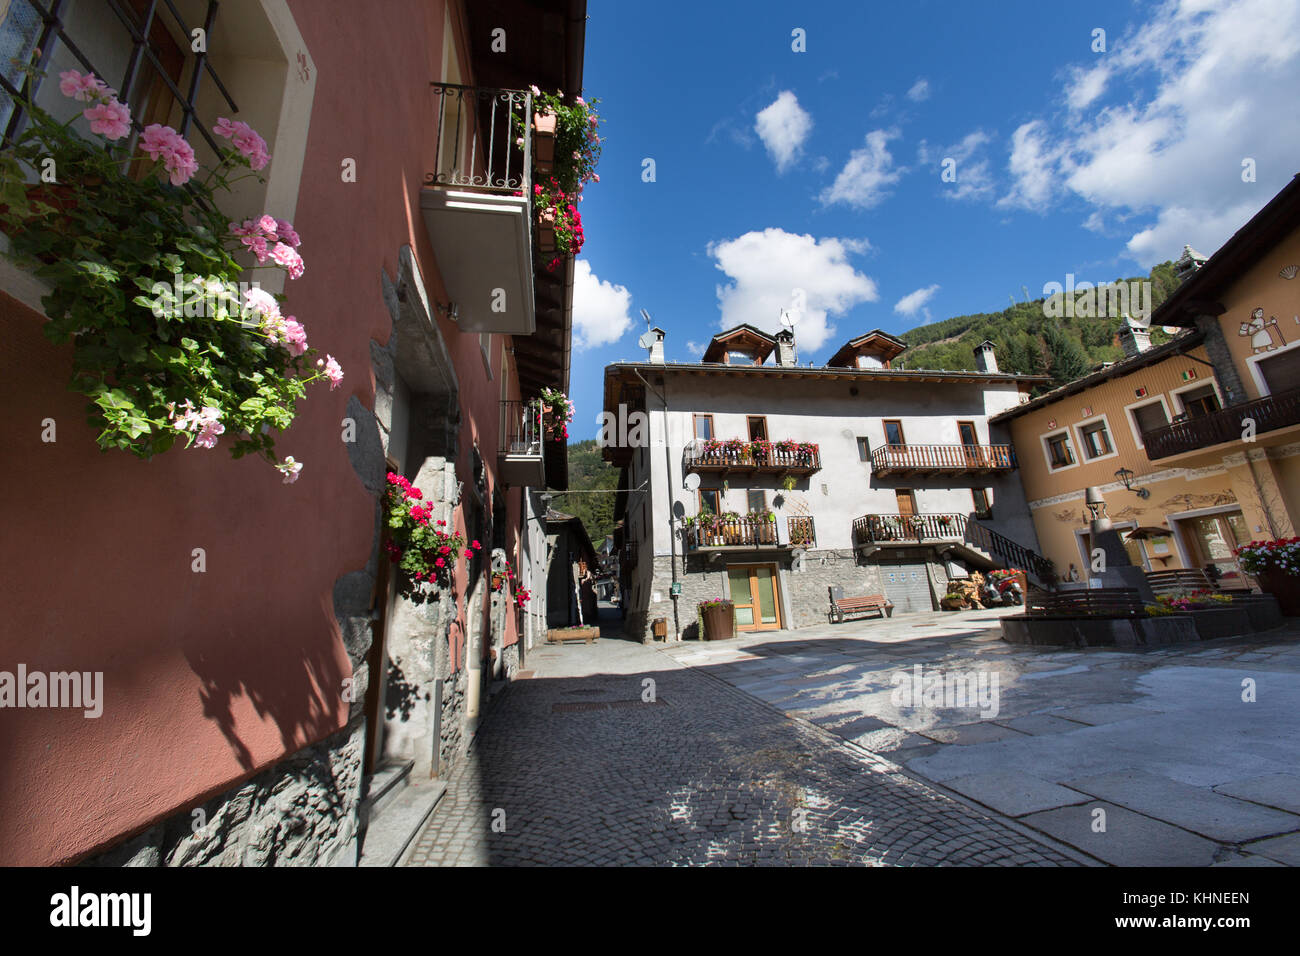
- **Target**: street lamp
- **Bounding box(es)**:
[1114,466,1150,499]
[1084,486,1109,527]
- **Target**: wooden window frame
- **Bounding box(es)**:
[692,413,714,440]
[883,419,906,446]
[972,488,992,519]
[698,488,721,515]
[856,436,871,461]
[746,489,766,514]
[957,421,979,446]
[746,415,768,441]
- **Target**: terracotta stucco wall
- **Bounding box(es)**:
[0,0,523,865]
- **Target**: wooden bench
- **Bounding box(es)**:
[1146,568,1253,596]
[828,587,894,623]
[1026,587,1146,619]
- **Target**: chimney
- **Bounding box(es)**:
[1174,244,1207,283]
[973,340,998,373]
[648,327,666,364]
[1118,316,1151,358]
[775,328,797,367]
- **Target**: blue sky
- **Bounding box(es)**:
[565,0,1300,437]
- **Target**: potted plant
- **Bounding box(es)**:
[1235,538,1300,616]
[538,387,573,441]
[384,472,482,603]
[698,599,736,641]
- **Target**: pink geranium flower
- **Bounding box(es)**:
[321,354,343,389]
[281,316,308,356]
[270,242,305,279]
[83,99,132,140]
[59,70,110,102]
[139,124,197,184]
[214,117,270,170]
[276,456,303,484]
[243,287,281,319]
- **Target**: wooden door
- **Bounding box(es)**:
[958,421,983,468]
[728,564,782,631]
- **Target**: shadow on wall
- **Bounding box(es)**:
[182,598,349,771]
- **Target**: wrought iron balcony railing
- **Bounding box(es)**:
[1141,385,1300,460]
[685,439,821,475]
[870,443,1017,475]
[499,400,542,456]
[426,82,533,195]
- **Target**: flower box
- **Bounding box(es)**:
[537,206,556,253]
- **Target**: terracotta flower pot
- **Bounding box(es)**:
[531,111,556,174]
[1256,570,1300,616]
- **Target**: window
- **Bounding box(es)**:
[746,490,765,513]
[856,437,870,461]
[1130,399,1169,439]
[699,488,720,515]
[1,1,234,156]
[1256,347,1300,395]
[883,419,905,446]
[895,489,916,516]
[1178,384,1221,418]
[972,488,992,519]
[693,414,714,440]
[958,422,978,446]
[746,416,768,441]
[1044,431,1075,469]
[1077,419,1114,460]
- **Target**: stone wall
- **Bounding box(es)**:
[782,550,886,628]
[85,720,365,867]
[439,670,467,773]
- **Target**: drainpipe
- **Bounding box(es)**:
[632,367,680,641]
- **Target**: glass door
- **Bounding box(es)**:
[727,564,781,631]
[958,421,983,468]
[1181,511,1250,584]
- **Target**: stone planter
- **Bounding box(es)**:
[531,110,556,174]
[1232,594,1284,631]
[1256,570,1300,616]
[1183,605,1253,640]
[1001,613,1198,647]
[700,604,735,641]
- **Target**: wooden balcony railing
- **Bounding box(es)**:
[685,513,780,549]
[870,443,1017,475]
[1141,386,1300,460]
[787,515,816,548]
[686,439,821,475]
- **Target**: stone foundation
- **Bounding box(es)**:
[1001,614,1199,647]
[84,719,366,867]
[439,669,467,774]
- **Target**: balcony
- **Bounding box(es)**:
[685,513,782,550]
[1141,386,1300,460]
[870,443,1017,476]
[420,82,537,335]
[852,512,967,545]
[497,400,544,488]
[685,439,821,478]
[787,515,816,548]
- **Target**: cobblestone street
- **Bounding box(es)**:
[405,620,1083,866]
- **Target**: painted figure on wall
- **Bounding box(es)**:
[1239,307,1286,353]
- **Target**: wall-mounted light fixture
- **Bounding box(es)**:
[435,300,459,321]
[1114,466,1150,499]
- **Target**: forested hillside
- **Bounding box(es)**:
[559,439,618,545]
[896,260,1180,392]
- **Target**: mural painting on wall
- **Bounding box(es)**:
[1112,505,1147,520]
[1239,308,1286,354]
[1157,491,1237,510]
[1052,508,1078,523]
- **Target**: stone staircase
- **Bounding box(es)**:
[356,759,446,867]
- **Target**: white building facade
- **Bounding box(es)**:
[604,325,1052,642]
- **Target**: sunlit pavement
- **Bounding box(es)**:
[403,608,1086,866]
[659,608,1300,866]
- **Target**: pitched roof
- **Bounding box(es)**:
[826,330,908,368]
[701,324,777,363]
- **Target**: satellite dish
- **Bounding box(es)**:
[491,552,507,573]
[637,331,656,351]
[683,473,700,492]
[779,310,796,329]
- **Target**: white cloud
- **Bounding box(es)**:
[894,284,940,318]
[1065,64,1109,110]
[1002,0,1300,264]
[754,91,813,173]
[571,260,634,350]
[820,129,903,209]
[685,340,705,357]
[906,77,930,102]
[707,229,879,352]
[998,121,1061,210]
[925,129,995,201]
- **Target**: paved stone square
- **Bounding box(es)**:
[658,607,1300,866]
[404,617,1084,867]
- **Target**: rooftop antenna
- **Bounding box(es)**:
[779,309,800,365]
[636,308,656,355]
